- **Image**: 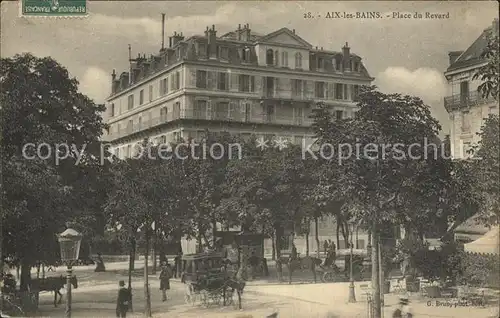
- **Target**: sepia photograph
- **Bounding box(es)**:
[1,1,499,317]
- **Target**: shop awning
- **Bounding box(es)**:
[464,227,499,255]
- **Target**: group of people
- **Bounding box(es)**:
[115,260,174,318]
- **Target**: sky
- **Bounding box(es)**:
[1,1,498,135]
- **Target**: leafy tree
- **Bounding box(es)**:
[473,33,499,100]
[0,53,107,289]
[472,114,500,224]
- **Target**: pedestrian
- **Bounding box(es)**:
[323,240,329,256]
[159,261,173,302]
[392,297,413,318]
[116,280,130,318]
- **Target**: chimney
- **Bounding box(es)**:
[292,29,295,34]
[245,24,251,41]
[208,25,217,59]
[170,31,184,47]
[492,18,499,37]
[161,13,166,50]
[342,42,351,71]
[448,51,463,65]
[111,69,119,94]
[237,24,242,40]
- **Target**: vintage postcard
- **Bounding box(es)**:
[1,1,499,318]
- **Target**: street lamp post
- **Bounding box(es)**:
[348,223,356,303]
[57,228,82,318]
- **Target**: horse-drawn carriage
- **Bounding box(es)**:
[181,251,245,309]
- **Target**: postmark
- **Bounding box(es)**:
[20,0,87,17]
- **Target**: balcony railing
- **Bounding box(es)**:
[444,91,496,112]
[105,109,314,141]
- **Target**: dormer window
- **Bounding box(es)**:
[317,57,324,70]
[335,57,342,71]
[220,46,229,60]
[198,43,207,58]
[241,47,251,63]
[266,49,274,65]
[295,52,302,69]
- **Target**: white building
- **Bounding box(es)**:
[444,19,499,159]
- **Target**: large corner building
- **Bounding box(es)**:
[103,22,374,254]
[103,23,374,158]
[444,19,499,159]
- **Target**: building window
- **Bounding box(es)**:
[274,50,279,66]
[266,49,274,65]
[295,52,302,69]
[244,102,251,122]
[217,72,228,91]
[127,95,134,110]
[460,81,469,104]
[198,43,207,58]
[148,85,153,102]
[139,89,144,105]
[265,105,275,122]
[244,48,251,62]
[239,74,254,92]
[335,110,343,120]
[335,57,342,71]
[220,46,229,60]
[127,119,133,133]
[353,61,359,72]
[315,81,325,98]
[280,235,291,250]
[317,57,324,70]
[160,78,168,95]
[196,70,207,88]
[110,103,115,117]
[175,72,180,90]
[294,136,303,145]
[461,111,471,132]
[352,85,360,101]
[173,101,180,118]
[281,51,288,67]
[335,83,344,100]
[214,101,230,120]
[160,107,168,122]
[194,100,207,119]
[292,79,303,98]
[160,135,167,144]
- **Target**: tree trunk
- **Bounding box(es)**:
[356,227,359,249]
[274,226,283,281]
[20,259,31,291]
[271,231,276,261]
[212,217,217,245]
[336,222,341,248]
[128,235,136,312]
[144,230,152,318]
[151,233,157,275]
[197,222,203,253]
[371,224,381,318]
[340,220,349,247]
[305,228,310,257]
[314,215,320,258]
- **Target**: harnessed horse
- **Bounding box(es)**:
[280,255,322,284]
[30,275,78,307]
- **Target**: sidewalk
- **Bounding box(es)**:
[245,282,500,318]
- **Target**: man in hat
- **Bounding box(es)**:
[392,297,413,318]
[159,261,173,302]
[116,280,130,318]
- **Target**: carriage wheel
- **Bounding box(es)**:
[224,289,234,306]
[323,272,336,282]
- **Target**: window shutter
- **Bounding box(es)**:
[189,69,197,87]
[206,100,212,120]
[250,76,255,92]
[207,71,215,89]
[230,73,239,91]
[328,83,334,99]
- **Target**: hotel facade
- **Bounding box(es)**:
[444,19,499,159]
[104,22,374,254]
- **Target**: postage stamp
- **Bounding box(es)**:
[20,0,87,17]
